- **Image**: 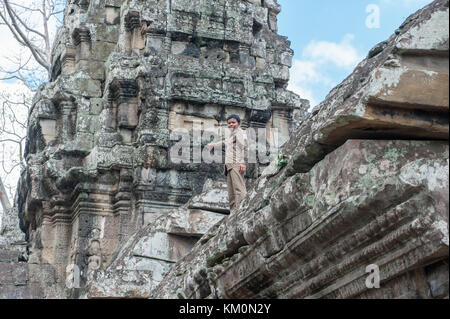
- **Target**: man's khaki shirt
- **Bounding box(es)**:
[210,127,248,171]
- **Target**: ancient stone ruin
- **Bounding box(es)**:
[0,0,448,299]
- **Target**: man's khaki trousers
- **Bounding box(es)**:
[226,166,247,212]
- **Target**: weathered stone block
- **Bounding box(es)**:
[11,0,358,299]
[132,232,197,263]
[369,67,449,111]
[39,119,57,145]
[89,98,104,115]
[60,73,102,98]
[0,249,21,262]
[92,24,120,44]
[166,209,225,237]
[426,261,449,298]
[152,139,449,299]
[0,262,28,285]
[118,102,138,129]
[0,283,44,299]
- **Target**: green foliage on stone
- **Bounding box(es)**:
[254,199,270,213]
[206,251,226,268]
[176,269,189,277]
[275,152,288,169]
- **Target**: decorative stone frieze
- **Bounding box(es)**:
[2,0,446,300]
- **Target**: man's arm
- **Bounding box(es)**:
[207,139,224,150]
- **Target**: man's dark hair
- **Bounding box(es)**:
[227,114,241,123]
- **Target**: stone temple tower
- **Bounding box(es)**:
[1,0,448,300]
[11,0,307,297]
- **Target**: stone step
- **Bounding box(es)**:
[0,249,22,262]
[0,261,58,298]
[0,283,44,299]
[0,261,28,285]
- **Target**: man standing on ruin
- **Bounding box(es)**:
[208,115,248,213]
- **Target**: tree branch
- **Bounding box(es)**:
[0,176,12,212]
[0,9,27,47]
[10,5,47,40]
[2,0,51,71]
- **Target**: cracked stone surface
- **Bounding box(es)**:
[3,0,304,298]
[152,0,449,299]
[0,0,448,299]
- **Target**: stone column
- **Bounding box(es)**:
[109,78,139,143]
[271,108,291,147]
[267,5,281,32]
[125,11,145,55]
[60,100,76,141]
[62,44,76,75]
[73,27,91,70]
[239,44,251,67]
[114,168,133,245]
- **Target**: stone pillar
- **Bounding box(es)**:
[62,44,76,75]
[60,100,76,141]
[40,197,72,284]
[73,27,91,69]
[69,184,115,288]
[270,108,291,147]
[114,168,133,245]
[267,6,280,32]
[239,44,252,67]
[109,78,139,143]
[37,100,58,146]
[125,11,145,55]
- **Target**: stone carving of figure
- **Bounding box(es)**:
[27,230,43,264]
[69,236,78,265]
[86,228,102,277]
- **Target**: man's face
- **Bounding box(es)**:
[227,118,240,131]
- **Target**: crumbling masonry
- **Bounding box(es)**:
[0,0,448,299]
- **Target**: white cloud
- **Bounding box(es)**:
[302,34,363,68]
[290,60,331,85]
[288,34,363,109]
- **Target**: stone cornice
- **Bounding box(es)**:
[108,78,139,102]
[125,11,141,31]
[72,27,91,46]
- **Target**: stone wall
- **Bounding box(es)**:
[5,0,304,298]
[84,179,229,298]
[152,0,449,299]
[1,0,448,299]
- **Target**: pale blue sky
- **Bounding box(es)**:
[277,0,434,107]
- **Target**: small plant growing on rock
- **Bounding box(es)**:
[275,152,288,169]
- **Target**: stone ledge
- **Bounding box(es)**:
[152,140,449,299]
